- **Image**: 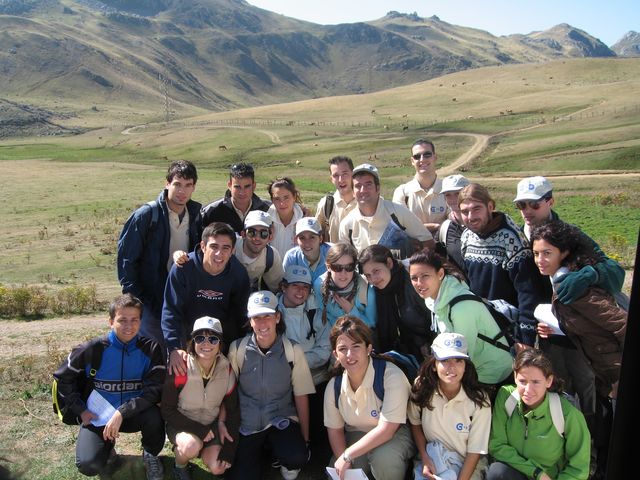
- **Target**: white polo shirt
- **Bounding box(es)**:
[323,358,410,433]
[407,386,491,457]
[338,197,432,252]
[315,191,357,244]
[393,177,449,226]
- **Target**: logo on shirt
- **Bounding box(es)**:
[455,422,470,433]
[197,289,223,300]
[370,410,379,418]
[94,380,143,392]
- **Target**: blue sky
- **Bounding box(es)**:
[247,0,638,46]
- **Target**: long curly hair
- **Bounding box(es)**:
[530,220,598,271]
[321,242,359,325]
[410,356,490,410]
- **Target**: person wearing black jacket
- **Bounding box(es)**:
[199,162,270,234]
[359,244,436,360]
[53,294,166,479]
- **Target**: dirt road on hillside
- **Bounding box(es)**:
[437,132,490,175]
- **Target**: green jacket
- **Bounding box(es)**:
[489,385,591,480]
[427,275,513,384]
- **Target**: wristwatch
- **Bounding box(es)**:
[342,451,353,464]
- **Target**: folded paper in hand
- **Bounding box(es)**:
[87,390,117,427]
[326,467,369,479]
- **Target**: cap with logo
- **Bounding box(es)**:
[283,264,312,285]
[513,176,553,202]
[295,217,322,236]
[247,290,278,318]
[441,174,470,194]
[244,210,273,229]
[352,163,379,180]
[191,316,223,337]
[431,332,469,360]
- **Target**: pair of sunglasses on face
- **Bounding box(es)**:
[515,196,551,211]
[194,335,220,345]
[246,228,270,239]
[329,263,356,273]
[412,151,433,161]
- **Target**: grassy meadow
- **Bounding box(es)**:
[0,57,639,478]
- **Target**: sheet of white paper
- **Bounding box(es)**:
[326,467,369,479]
[86,390,117,427]
[534,304,565,336]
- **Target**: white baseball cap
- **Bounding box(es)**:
[295,217,322,236]
[244,210,272,229]
[283,265,312,285]
[247,291,278,318]
[431,332,469,360]
[352,163,379,180]
[441,174,470,193]
[514,176,553,202]
[191,316,223,336]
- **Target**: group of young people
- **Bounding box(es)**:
[53,139,627,480]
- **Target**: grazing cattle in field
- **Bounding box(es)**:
[218,145,227,151]
[402,114,408,118]
[402,125,409,131]
[371,109,376,114]
[383,125,389,130]
[452,98,457,102]
[295,160,301,166]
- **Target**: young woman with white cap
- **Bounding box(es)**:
[161,316,239,480]
[409,332,491,480]
[225,291,315,480]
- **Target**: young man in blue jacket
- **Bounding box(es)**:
[117,160,201,349]
[53,294,166,479]
[162,222,250,376]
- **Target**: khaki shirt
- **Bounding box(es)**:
[323,358,410,433]
[392,177,449,226]
[338,197,432,252]
[408,386,491,456]
[167,209,190,271]
[315,191,357,243]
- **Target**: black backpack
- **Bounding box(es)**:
[448,295,518,353]
[52,339,105,425]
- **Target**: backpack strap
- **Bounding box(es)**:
[305,308,317,340]
[371,357,387,403]
[334,357,386,409]
[282,336,295,368]
[264,244,274,273]
[548,392,565,436]
[505,390,564,437]
[448,294,512,353]
[234,336,250,375]
[324,193,335,221]
[174,373,188,390]
[88,339,105,378]
[389,213,406,231]
[439,219,451,244]
[143,200,160,247]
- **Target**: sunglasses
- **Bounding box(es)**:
[246,228,270,239]
[194,335,220,345]
[412,152,433,161]
[515,197,550,211]
[329,263,356,273]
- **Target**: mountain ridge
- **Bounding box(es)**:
[0,0,619,119]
